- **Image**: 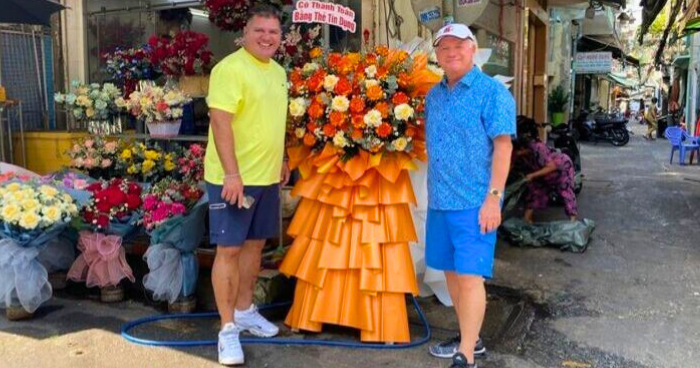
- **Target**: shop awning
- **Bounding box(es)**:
[578,36,640,67]
[1,0,65,26]
[606,72,637,89]
[673,54,690,68]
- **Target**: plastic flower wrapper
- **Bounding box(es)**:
[141,178,206,303]
[67,178,143,288]
[0,181,80,313]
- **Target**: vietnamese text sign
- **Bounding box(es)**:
[574,52,612,74]
[292,0,357,33]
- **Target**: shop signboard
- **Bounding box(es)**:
[292,0,357,33]
[574,52,613,74]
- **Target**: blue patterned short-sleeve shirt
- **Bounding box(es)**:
[425,67,516,210]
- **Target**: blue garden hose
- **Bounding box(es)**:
[122,296,431,350]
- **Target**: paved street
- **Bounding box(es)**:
[2,122,700,368]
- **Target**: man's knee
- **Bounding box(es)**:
[216,246,242,261]
[457,274,485,291]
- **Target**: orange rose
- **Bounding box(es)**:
[392,92,410,105]
[323,124,337,137]
[309,47,323,59]
[290,70,303,84]
[376,67,388,79]
[328,53,343,71]
[366,85,384,101]
[375,46,389,57]
[307,102,325,119]
[329,111,346,127]
[416,101,425,113]
[303,133,317,146]
[350,97,365,114]
[375,102,389,118]
[351,129,364,140]
[397,72,411,89]
[307,122,318,132]
[307,73,324,93]
[365,53,378,65]
[351,114,365,128]
[405,127,417,138]
[375,123,392,138]
[334,77,353,96]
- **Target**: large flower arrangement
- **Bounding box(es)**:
[102,46,159,96]
[66,136,121,180]
[177,144,205,182]
[149,31,214,76]
[55,82,123,123]
[119,85,190,123]
[205,0,293,32]
[82,179,142,231]
[0,182,79,314]
[141,178,203,231]
[286,46,434,160]
[116,142,179,182]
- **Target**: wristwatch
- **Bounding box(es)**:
[488,188,503,199]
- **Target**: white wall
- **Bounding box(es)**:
[62,0,87,87]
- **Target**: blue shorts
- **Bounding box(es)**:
[206,183,280,247]
[425,208,497,278]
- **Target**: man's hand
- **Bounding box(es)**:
[280,161,291,186]
[479,195,502,234]
[222,175,245,208]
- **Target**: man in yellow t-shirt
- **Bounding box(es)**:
[204,5,289,366]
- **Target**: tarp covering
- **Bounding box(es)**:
[499,218,596,253]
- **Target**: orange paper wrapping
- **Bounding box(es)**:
[280,144,423,343]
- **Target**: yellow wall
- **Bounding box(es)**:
[12,131,88,175]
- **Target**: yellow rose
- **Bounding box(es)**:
[295,128,306,138]
[333,132,349,148]
[142,159,156,173]
[364,79,379,89]
[11,190,26,202]
[127,165,139,174]
[392,137,408,152]
[19,211,40,230]
[85,107,95,118]
[393,103,415,121]
[39,185,59,198]
[68,203,79,215]
[331,96,350,113]
[363,109,383,128]
[43,206,62,223]
[1,204,21,222]
[289,98,307,118]
[21,198,39,212]
[62,193,73,203]
[164,159,175,172]
[323,75,339,91]
[5,182,21,192]
[121,149,133,160]
[144,150,161,161]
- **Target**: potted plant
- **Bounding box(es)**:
[548,85,570,126]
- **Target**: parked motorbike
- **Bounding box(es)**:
[574,108,630,146]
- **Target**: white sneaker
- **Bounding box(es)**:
[218,323,244,366]
[234,304,279,338]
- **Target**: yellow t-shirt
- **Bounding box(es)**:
[204,48,288,185]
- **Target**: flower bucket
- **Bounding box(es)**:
[168,296,197,314]
[147,119,182,138]
[179,75,209,97]
[101,285,124,303]
[5,305,33,321]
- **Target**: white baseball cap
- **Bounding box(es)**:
[433,23,476,47]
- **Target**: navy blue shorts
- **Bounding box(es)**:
[425,208,497,278]
[206,183,280,247]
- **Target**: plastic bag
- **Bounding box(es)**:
[499,218,596,253]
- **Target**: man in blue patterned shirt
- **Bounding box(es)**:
[425,24,516,368]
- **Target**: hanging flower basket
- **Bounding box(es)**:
[147,119,182,138]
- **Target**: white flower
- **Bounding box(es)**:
[295,128,306,138]
[427,64,445,78]
[392,137,408,152]
[302,62,319,74]
[364,79,379,89]
[323,75,339,91]
[289,97,307,118]
[365,65,377,78]
[331,96,350,112]
[363,109,383,128]
[333,132,349,147]
[393,104,415,121]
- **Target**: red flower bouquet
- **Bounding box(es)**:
[204,0,250,32]
[149,31,213,76]
[141,178,203,231]
[177,144,205,182]
[82,178,142,231]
